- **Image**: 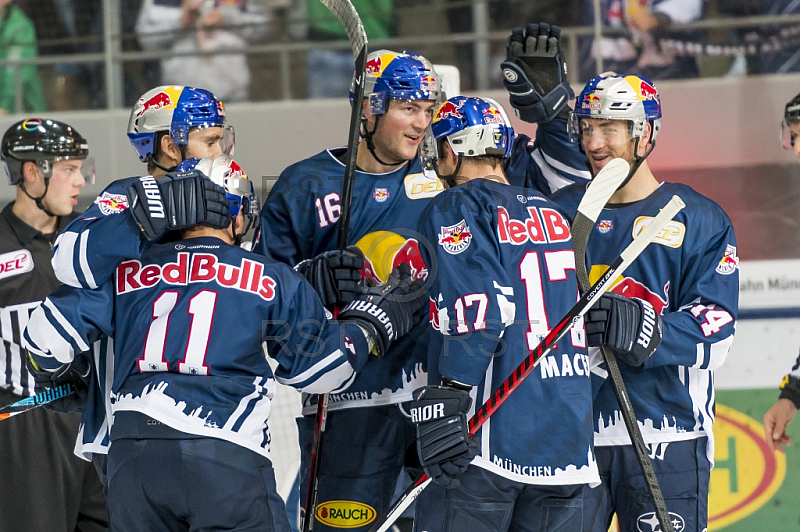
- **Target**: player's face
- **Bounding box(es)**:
[790,122,800,162]
[370,99,437,163]
[186,126,226,159]
[41,159,87,216]
[580,118,638,174]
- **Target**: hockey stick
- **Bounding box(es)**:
[0,383,74,421]
[573,188,675,532]
[303,3,367,532]
[369,194,686,532]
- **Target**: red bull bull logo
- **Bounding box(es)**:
[136,91,173,117]
[639,79,659,101]
[429,297,442,331]
[216,100,226,117]
[597,220,613,233]
[483,106,503,124]
[716,244,739,275]
[420,75,438,92]
[438,220,472,255]
[614,278,670,315]
[366,56,383,75]
[94,192,129,215]
[582,93,601,110]
[356,232,428,285]
[435,100,465,121]
[228,159,246,179]
[372,188,390,202]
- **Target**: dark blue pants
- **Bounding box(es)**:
[108,437,291,532]
[414,465,584,532]
[582,438,710,532]
[298,403,420,532]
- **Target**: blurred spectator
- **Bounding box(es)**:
[0,0,46,114]
[136,0,270,103]
[305,0,391,99]
[580,0,703,81]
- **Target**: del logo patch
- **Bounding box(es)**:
[94,192,128,215]
[404,171,444,199]
[438,220,472,254]
[315,500,376,528]
[0,249,33,280]
[716,244,739,275]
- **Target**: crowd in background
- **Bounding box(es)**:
[0,0,799,113]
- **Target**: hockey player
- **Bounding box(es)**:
[23,155,425,532]
[548,73,739,532]
[410,96,600,531]
[257,41,589,531]
[763,91,800,453]
[0,118,108,530]
[47,85,235,468]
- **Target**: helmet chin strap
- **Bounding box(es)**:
[362,116,407,167]
[20,178,57,218]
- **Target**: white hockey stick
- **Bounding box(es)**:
[369,193,686,532]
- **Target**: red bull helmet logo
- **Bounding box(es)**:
[582,93,601,110]
[638,79,659,101]
[366,56,383,75]
[228,159,246,179]
[435,100,465,122]
[420,75,439,92]
[482,106,503,125]
[438,219,473,255]
[136,91,173,117]
[716,244,739,275]
[94,191,129,216]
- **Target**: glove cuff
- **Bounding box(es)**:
[779,375,800,409]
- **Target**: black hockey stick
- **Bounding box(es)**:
[573,188,675,532]
[0,383,74,421]
[369,194,686,532]
[303,3,367,532]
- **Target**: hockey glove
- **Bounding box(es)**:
[585,293,662,366]
[501,22,574,124]
[295,246,365,308]
[127,170,231,241]
[779,375,800,410]
[26,351,91,413]
[338,263,425,357]
[411,384,478,489]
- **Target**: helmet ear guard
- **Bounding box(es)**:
[781,91,800,150]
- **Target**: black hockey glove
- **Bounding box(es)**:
[295,246,365,308]
[501,22,574,124]
[127,170,231,241]
[585,293,662,366]
[26,351,91,413]
[338,263,425,357]
[411,384,478,489]
[779,375,800,410]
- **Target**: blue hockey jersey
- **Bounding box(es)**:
[418,178,600,487]
[24,237,374,460]
[52,176,145,289]
[255,134,589,413]
[551,182,739,465]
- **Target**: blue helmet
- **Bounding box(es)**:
[568,73,662,145]
[176,155,260,238]
[421,96,514,169]
[127,85,233,163]
[351,50,443,116]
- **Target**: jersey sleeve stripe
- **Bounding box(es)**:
[43,299,91,354]
[51,232,82,287]
[532,150,582,194]
[78,230,98,289]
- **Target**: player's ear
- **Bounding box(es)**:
[21,161,41,184]
[159,134,182,166]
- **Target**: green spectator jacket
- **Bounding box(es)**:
[0,4,46,114]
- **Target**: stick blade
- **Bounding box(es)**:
[576,158,630,222]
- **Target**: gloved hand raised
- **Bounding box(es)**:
[295,246,365,308]
[127,170,231,241]
[338,263,425,356]
[501,22,574,123]
[411,383,478,489]
[585,292,662,366]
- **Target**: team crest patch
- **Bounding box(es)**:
[636,511,685,532]
[373,188,390,202]
[716,244,739,275]
[597,220,613,233]
[438,220,472,255]
[94,192,128,215]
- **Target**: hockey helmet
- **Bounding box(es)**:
[176,155,260,237]
[781,91,800,150]
[2,117,94,185]
[351,50,443,116]
[128,85,234,163]
[421,96,514,170]
[568,72,662,146]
